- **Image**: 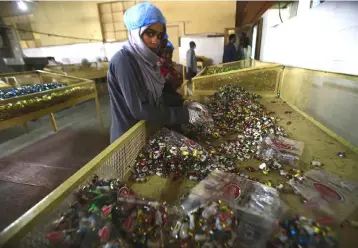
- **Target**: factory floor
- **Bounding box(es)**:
[0,96,111,231]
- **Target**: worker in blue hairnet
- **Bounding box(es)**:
[107,2,211,143]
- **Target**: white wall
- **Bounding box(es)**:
[179,36,224,66]
[23,41,125,64]
[260,2,358,75]
[23,36,224,66]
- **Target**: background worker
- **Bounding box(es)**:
[223,34,238,63]
[186,41,197,80]
[239,32,250,60]
[160,40,185,107]
[107,2,211,143]
[159,40,185,133]
[160,39,206,133]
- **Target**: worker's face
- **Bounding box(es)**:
[142,22,165,52]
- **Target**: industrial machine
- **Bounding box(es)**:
[0,18,49,73]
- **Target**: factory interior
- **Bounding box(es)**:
[0,0,358,247]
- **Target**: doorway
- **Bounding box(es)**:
[166,25,180,63]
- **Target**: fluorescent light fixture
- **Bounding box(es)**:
[17,1,28,11]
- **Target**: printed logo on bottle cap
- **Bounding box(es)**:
[119,186,134,198]
[313,183,344,201]
[184,137,196,147]
[223,183,241,200]
[317,216,335,225]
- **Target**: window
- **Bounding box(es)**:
[98,1,135,42]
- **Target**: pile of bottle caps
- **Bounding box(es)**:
[131,128,238,182]
[45,175,172,248]
[204,65,242,75]
[170,200,237,247]
[0,82,66,99]
[270,215,338,247]
[186,85,285,140]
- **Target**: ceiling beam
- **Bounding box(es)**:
[235,1,275,28]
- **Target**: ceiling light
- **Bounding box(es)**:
[17,1,28,11]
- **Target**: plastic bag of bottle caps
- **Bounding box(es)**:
[257,135,304,166]
[170,200,238,247]
[181,169,285,248]
[44,175,177,248]
[131,128,237,182]
[288,170,358,223]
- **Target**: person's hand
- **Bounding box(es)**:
[184,101,209,114]
[188,108,213,126]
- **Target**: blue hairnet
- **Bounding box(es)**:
[167,40,174,50]
[124,2,166,31]
[163,34,168,40]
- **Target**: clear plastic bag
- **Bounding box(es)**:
[181,169,285,248]
[132,128,237,182]
[45,176,176,248]
[170,200,238,247]
[257,135,304,166]
[288,170,358,222]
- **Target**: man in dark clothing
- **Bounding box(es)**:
[239,32,250,60]
[223,34,238,63]
[240,32,250,49]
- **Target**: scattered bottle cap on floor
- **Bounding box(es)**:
[311,161,322,166]
[337,152,345,158]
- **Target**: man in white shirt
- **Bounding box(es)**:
[186,41,197,80]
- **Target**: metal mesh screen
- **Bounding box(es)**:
[192,66,282,96]
[197,60,278,77]
[3,121,149,247]
[0,71,97,122]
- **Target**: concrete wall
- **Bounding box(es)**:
[20,1,235,64]
[12,1,235,47]
[260,2,358,76]
[31,2,102,46]
[154,1,235,35]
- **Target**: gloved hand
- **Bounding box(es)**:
[184,100,209,114]
[188,108,213,126]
